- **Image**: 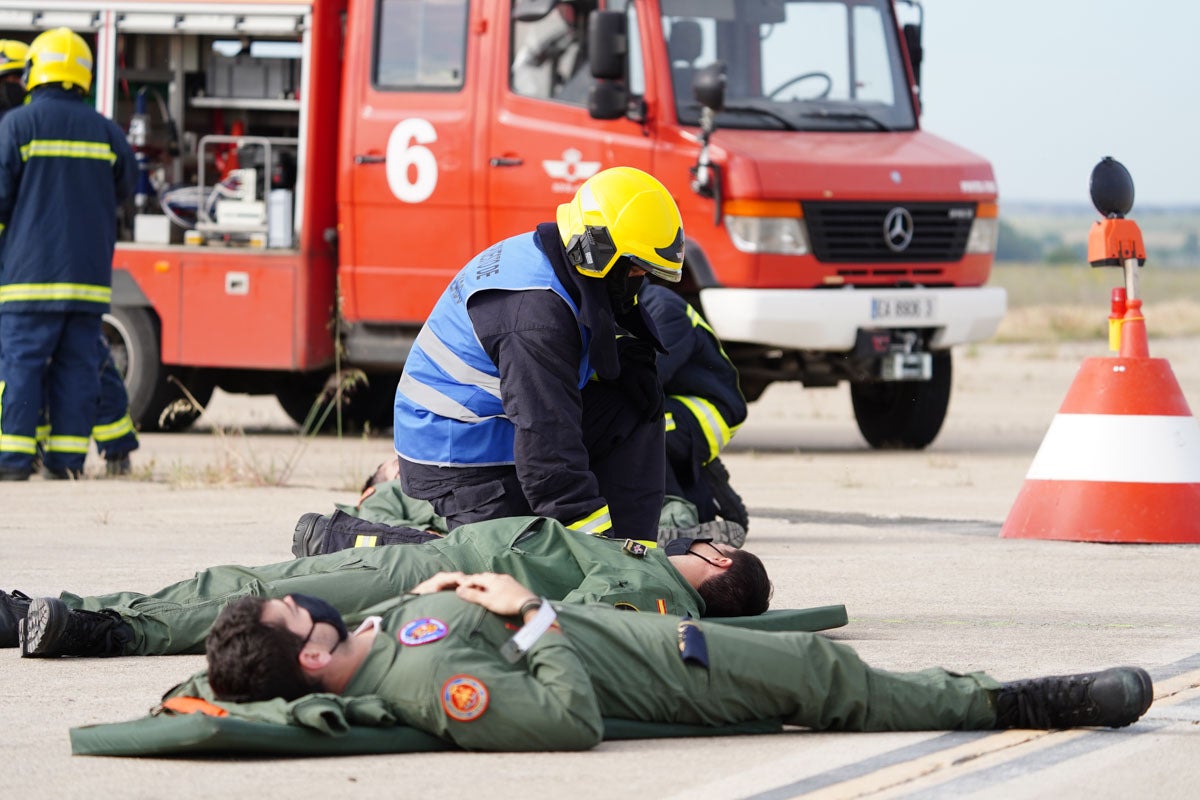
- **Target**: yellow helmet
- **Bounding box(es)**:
[556,166,684,283]
[0,40,29,78]
[25,27,92,93]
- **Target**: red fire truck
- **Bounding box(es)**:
[0,0,1004,448]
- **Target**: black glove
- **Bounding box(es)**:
[615,336,664,422]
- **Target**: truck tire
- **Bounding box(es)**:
[276,371,398,433]
[103,307,211,432]
[850,351,952,450]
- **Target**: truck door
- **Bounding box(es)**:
[484,1,653,242]
[340,0,482,325]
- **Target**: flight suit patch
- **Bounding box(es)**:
[398,617,448,646]
[441,674,489,722]
[622,539,648,558]
[677,619,709,668]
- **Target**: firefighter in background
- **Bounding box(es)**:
[0,40,27,111]
[0,28,136,480]
[641,283,750,540]
[0,40,140,478]
[394,166,682,541]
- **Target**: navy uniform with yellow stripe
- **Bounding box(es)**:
[640,284,748,526]
[0,28,135,478]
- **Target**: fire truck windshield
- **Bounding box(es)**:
[662,0,917,132]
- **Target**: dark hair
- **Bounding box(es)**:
[361,457,401,494]
[205,596,319,703]
[696,550,773,617]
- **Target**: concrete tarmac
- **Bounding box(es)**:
[2,338,1199,799]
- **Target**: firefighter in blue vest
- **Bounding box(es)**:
[0,28,135,480]
[640,284,749,535]
[394,167,683,541]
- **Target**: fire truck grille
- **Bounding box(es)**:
[803,202,975,264]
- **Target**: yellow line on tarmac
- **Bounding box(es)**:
[800,667,1200,799]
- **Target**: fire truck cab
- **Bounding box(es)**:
[0,0,1005,448]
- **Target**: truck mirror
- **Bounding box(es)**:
[693,62,726,112]
[903,24,923,89]
[588,80,628,121]
[513,0,558,23]
[588,10,626,81]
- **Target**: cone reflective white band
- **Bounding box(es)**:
[1027,414,1200,483]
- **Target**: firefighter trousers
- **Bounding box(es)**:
[0,311,100,473]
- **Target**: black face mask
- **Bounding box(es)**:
[290,593,349,643]
[0,81,24,111]
[664,537,702,557]
[606,258,646,315]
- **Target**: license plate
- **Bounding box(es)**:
[870,295,936,321]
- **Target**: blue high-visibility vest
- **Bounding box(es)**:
[394,232,592,466]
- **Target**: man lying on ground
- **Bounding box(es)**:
[202,571,1154,752]
[2,516,770,658]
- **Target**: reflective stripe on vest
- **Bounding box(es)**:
[395,233,590,467]
[20,139,118,163]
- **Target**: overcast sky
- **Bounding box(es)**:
[916,0,1198,208]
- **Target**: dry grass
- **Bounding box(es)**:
[990,263,1200,342]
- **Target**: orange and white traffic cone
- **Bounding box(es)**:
[1000,354,1200,543]
[1001,157,1200,543]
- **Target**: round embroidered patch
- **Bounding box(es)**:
[441,674,489,722]
[398,617,448,646]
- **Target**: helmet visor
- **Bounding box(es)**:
[626,254,682,283]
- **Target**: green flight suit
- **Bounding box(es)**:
[340,481,447,530]
[63,516,703,656]
[270,591,1000,751]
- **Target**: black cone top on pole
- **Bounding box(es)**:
[1090,156,1135,218]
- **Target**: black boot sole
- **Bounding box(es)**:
[20,597,67,658]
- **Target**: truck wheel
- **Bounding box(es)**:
[103,307,211,432]
[850,351,952,450]
[275,371,397,433]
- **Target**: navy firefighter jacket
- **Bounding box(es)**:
[0,86,135,313]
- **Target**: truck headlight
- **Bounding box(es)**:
[965,217,999,254]
[725,215,811,255]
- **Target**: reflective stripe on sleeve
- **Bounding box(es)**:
[567,505,612,535]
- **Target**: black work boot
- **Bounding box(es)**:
[105,454,132,477]
[994,667,1153,729]
[0,590,32,647]
[292,513,331,558]
[20,597,133,658]
[41,465,82,480]
[0,466,31,481]
[703,457,750,530]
